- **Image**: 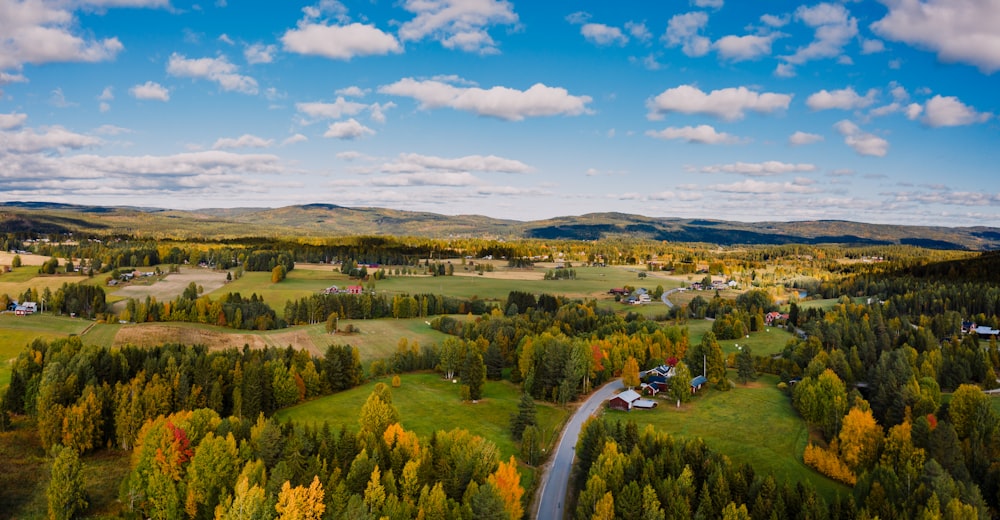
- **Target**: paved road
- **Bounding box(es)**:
[535,378,624,520]
[661,288,680,309]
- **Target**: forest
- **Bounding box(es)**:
[0,233,998,519]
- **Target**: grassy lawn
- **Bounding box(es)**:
[80,322,123,349]
[276,373,569,465]
[327,317,455,363]
[680,318,795,358]
[223,270,349,310]
[610,372,848,502]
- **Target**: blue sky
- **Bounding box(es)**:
[1,0,998,227]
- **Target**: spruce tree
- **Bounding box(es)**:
[509,393,537,440]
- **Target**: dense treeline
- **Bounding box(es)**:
[0,338,363,451]
[121,285,283,330]
[284,292,495,324]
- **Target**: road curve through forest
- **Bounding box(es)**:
[535,378,624,520]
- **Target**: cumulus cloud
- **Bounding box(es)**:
[378,77,592,121]
[861,38,885,54]
[761,14,790,27]
[281,22,401,60]
[397,0,519,54]
[323,118,374,139]
[379,153,532,174]
[0,126,102,153]
[244,43,277,64]
[368,172,482,187]
[0,0,124,72]
[834,120,888,157]
[806,87,877,110]
[789,131,824,145]
[212,134,274,149]
[697,161,818,175]
[625,21,651,42]
[129,81,170,101]
[167,53,258,94]
[581,23,628,46]
[921,95,992,127]
[336,86,368,97]
[646,125,742,144]
[872,0,1000,74]
[693,0,723,7]
[281,134,308,146]
[664,12,711,57]
[646,84,792,121]
[296,97,369,120]
[714,34,780,61]
[0,112,28,130]
[779,3,857,74]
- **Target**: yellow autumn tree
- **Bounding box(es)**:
[838,407,883,473]
[487,456,524,520]
[622,356,640,389]
[275,476,325,520]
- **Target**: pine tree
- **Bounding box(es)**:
[509,393,537,440]
[736,346,756,385]
[485,342,504,380]
[461,349,486,401]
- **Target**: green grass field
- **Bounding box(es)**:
[320,317,455,363]
[609,372,847,502]
[222,269,349,310]
[80,322,123,349]
[275,373,569,465]
[0,314,94,387]
[681,318,795,358]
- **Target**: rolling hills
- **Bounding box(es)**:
[1,201,998,250]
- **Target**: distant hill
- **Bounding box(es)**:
[1,202,998,250]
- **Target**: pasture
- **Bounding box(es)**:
[683,318,795,357]
[0,314,92,387]
[610,373,847,501]
[107,268,229,306]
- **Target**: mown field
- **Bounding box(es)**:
[276,372,571,493]
[0,314,92,387]
[681,318,795,358]
[608,372,848,502]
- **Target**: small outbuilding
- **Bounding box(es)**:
[690,375,708,394]
[608,389,658,411]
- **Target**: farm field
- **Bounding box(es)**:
[610,373,848,502]
[222,269,348,310]
[0,268,87,298]
[106,267,228,307]
[682,318,795,357]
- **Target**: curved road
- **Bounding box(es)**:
[535,378,623,520]
[661,288,680,309]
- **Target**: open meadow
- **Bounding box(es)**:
[276,372,571,492]
[0,314,92,386]
[608,372,847,502]
[106,267,229,306]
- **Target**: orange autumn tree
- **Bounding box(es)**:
[487,456,524,520]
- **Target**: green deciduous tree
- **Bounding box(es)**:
[47,445,88,520]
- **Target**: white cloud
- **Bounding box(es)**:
[167,53,258,94]
[336,151,368,161]
[244,43,277,64]
[0,126,102,153]
[581,23,628,46]
[212,134,274,149]
[50,88,75,107]
[834,120,888,157]
[296,97,368,120]
[869,103,901,118]
[872,0,1000,73]
[380,153,532,174]
[705,179,821,194]
[379,77,592,121]
[368,102,395,123]
[780,3,857,72]
[336,86,368,97]
[760,14,790,28]
[646,125,742,144]
[860,38,885,54]
[646,84,792,121]
[281,134,308,146]
[0,0,124,71]
[789,131,824,145]
[218,34,234,45]
[323,118,374,139]
[0,112,28,130]
[693,0,723,8]
[129,81,170,101]
[698,161,817,175]
[369,172,482,187]
[565,11,590,25]
[0,71,28,84]
[98,86,114,101]
[625,21,651,42]
[905,102,923,120]
[664,12,711,57]
[397,0,519,54]
[93,124,130,135]
[714,34,780,61]
[921,95,992,127]
[806,87,877,110]
[281,23,401,60]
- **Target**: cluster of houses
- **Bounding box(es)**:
[687,279,738,291]
[608,287,652,305]
[962,321,1000,338]
[607,364,710,411]
[765,311,790,326]
[6,301,38,316]
[107,270,157,286]
[322,285,364,295]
